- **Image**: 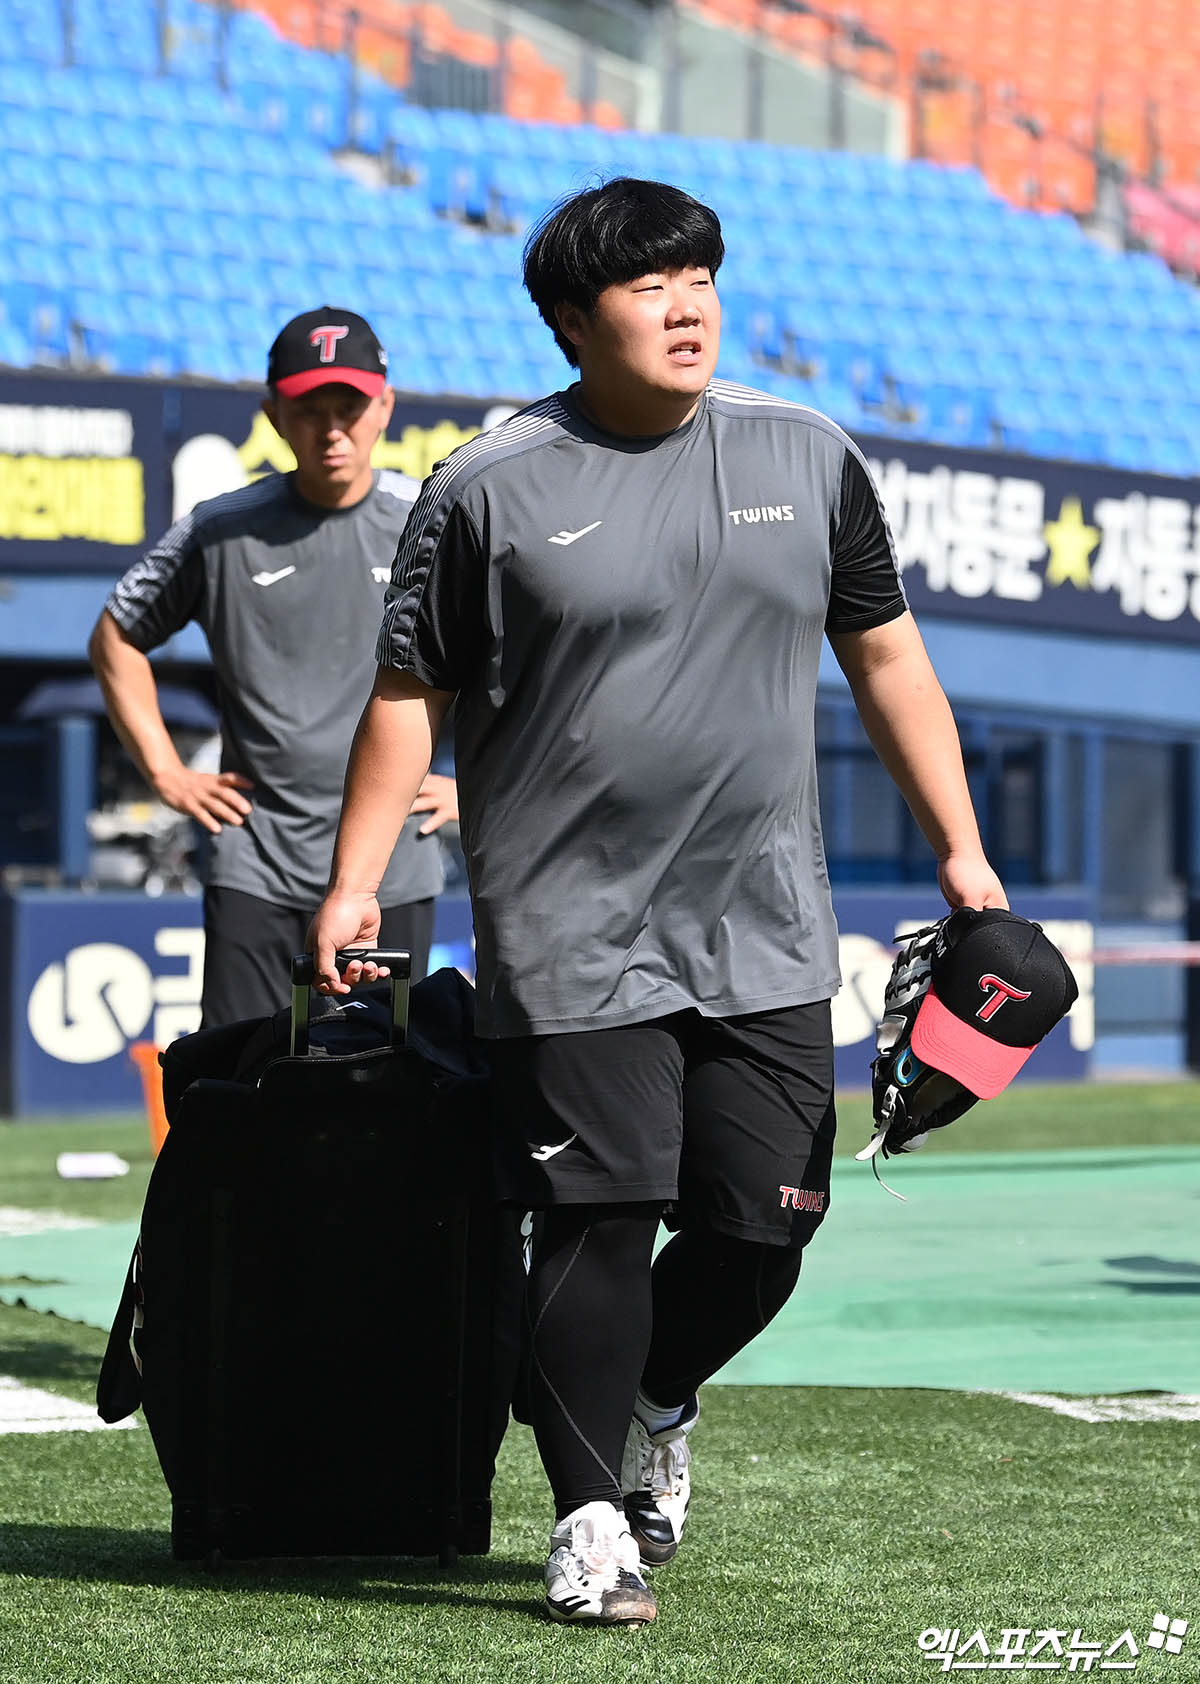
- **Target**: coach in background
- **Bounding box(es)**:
[308,181,1007,1627]
[89,308,456,1027]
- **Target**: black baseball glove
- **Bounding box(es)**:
[857,919,980,1165]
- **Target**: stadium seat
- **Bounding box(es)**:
[0,150,55,201]
[0,7,1196,476]
[0,319,31,367]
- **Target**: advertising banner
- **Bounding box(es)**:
[166,384,507,523]
[0,371,501,579]
[0,888,477,1115]
[0,374,166,573]
[0,886,1090,1116]
[856,432,1200,647]
[0,888,205,1115]
[0,368,1197,644]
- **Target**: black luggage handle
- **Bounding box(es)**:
[288,949,412,1057]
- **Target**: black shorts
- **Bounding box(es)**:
[489,1001,836,1249]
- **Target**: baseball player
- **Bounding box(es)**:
[306,181,1007,1626]
[89,307,457,1028]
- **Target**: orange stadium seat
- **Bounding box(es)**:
[681,0,1200,217]
[451,28,500,71]
[217,0,581,126]
[355,24,410,84]
[590,100,626,132]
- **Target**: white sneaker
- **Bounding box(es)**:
[544,1500,657,1625]
[620,1395,699,1565]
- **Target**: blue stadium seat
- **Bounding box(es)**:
[1,283,70,358]
[1153,436,1199,478]
[0,149,56,198]
[0,106,55,158]
[0,320,31,368]
[181,339,248,383]
[149,118,208,172]
[347,80,400,155]
[13,8,62,62]
[0,63,48,110]
[158,250,224,304]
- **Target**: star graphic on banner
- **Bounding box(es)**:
[1043,495,1100,589]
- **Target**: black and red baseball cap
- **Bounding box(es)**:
[266,307,389,399]
[910,908,1078,1099]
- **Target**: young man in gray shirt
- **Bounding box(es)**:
[89,308,456,1027]
[307,182,1006,1627]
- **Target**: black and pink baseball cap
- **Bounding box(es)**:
[910,908,1078,1100]
[267,307,389,398]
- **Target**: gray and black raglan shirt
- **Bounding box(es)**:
[106,470,444,911]
[379,381,906,1037]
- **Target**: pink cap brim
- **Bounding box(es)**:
[273,367,386,398]
[911,988,1035,1100]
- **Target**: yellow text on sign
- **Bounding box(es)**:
[0,455,145,544]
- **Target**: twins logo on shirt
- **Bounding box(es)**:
[728,505,795,526]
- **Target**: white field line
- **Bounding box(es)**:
[980,1390,1200,1423]
[0,1207,99,1237]
[0,1376,136,1435]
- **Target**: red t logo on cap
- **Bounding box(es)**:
[976,974,1032,1022]
[309,325,349,363]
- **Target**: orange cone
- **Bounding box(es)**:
[130,1042,169,1157]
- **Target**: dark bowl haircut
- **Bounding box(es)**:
[523,177,725,366]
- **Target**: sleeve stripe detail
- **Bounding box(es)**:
[106,510,199,622]
[170,475,285,534]
[708,378,858,441]
[708,377,903,593]
[106,476,283,625]
[709,376,825,411]
[378,396,566,658]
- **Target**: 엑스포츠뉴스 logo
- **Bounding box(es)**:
[916,1612,1188,1671]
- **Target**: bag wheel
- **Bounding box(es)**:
[438,1543,458,1569]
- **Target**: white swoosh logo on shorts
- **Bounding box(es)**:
[530,1133,577,1162]
[252,565,296,587]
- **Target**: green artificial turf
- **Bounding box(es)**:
[2,1078,1197,1229]
[0,1301,1195,1684]
[0,1117,153,1225]
[1,1087,1197,1682]
[834,1076,1200,1158]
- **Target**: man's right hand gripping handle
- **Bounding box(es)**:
[305,891,386,994]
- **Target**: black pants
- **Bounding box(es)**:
[199,886,435,1029]
[525,1205,807,1518]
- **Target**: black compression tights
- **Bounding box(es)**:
[640,1227,805,1408]
[525,1203,660,1519]
[525,1206,806,1518]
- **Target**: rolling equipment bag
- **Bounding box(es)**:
[98,951,522,1568]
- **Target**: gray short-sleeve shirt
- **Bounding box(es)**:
[106,469,444,912]
[378,381,906,1037]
